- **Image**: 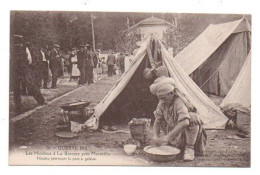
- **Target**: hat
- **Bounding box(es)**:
[80,44,85,47]
[150,76,175,96]
[85,43,90,47]
[54,44,60,48]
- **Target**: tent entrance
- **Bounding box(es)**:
[99,54,159,126]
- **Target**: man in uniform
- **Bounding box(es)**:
[30,43,44,89]
[39,45,49,89]
[85,45,95,84]
[49,44,61,88]
[10,35,46,114]
[106,50,116,77]
[77,44,87,85]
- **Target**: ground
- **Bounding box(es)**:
[9,74,250,167]
[9,76,79,118]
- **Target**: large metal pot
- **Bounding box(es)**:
[60,101,91,111]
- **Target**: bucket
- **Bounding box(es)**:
[128,118,151,144]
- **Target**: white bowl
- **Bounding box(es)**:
[124,144,137,155]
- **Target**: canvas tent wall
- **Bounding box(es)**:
[173,18,251,96]
[85,37,228,130]
[220,51,251,114]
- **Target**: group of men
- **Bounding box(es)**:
[76,44,98,85]
[11,33,124,115]
[11,35,101,114]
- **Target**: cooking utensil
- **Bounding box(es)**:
[60,101,91,111]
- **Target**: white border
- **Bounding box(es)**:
[1,0,259,174]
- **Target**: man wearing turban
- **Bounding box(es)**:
[150,68,206,161]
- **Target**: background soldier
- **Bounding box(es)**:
[107,50,116,77]
[49,44,61,88]
[77,44,87,85]
[85,45,95,84]
[30,43,44,89]
[39,45,49,88]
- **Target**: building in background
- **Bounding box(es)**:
[127,16,177,40]
[126,16,177,56]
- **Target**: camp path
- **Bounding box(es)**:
[10,75,121,148]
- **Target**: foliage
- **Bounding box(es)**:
[114,28,141,54]
[10,11,248,53]
[162,25,194,57]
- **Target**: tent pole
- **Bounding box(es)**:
[146,39,156,68]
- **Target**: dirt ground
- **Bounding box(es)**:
[9,75,250,167]
[9,76,79,118]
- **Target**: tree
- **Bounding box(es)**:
[162,25,194,57]
[114,28,141,54]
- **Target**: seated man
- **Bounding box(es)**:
[150,74,207,161]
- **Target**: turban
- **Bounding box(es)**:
[150,76,175,96]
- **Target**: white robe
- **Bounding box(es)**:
[71,55,80,77]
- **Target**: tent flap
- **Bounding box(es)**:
[195,32,249,96]
[160,41,228,129]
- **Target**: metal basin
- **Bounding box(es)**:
[143,145,181,162]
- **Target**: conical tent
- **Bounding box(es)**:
[85,37,228,130]
[173,18,251,96]
[220,51,251,114]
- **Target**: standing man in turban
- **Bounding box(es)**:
[150,67,207,161]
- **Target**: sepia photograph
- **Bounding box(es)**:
[8,9,251,167]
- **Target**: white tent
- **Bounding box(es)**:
[173,18,251,96]
[220,51,251,114]
[85,37,228,130]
